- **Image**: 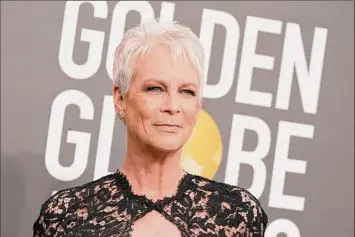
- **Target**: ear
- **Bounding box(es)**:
[113,85,125,115]
[194,99,203,124]
[199,96,204,109]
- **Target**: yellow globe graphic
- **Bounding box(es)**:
[180,109,223,179]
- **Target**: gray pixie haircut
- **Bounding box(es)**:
[112,19,205,95]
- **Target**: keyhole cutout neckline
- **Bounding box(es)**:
[114,169,192,210]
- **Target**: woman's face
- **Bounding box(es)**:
[113,45,202,152]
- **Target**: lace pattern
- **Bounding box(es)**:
[33,171,268,237]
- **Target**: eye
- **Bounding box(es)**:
[181,89,196,96]
[145,86,163,92]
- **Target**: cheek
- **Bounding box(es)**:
[128,95,160,121]
[183,101,201,126]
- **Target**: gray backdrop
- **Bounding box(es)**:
[1,1,354,237]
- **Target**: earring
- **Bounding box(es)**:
[116,112,124,120]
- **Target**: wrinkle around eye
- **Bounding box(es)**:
[180,89,196,96]
[144,86,164,93]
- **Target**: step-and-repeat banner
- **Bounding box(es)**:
[1,1,354,237]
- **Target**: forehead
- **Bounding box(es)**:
[134,45,200,84]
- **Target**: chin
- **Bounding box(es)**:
[150,135,185,152]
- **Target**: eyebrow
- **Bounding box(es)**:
[144,78,165,83]
[144,78,199,88]
[143,78,167,87]
[179,82,199,89]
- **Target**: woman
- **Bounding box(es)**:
[33,19,268,237]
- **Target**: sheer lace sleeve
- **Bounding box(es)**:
[225,186,268,237]
[246,204,268,237]
[33,190,72,237]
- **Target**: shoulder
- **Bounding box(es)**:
[40,173,116,215]
[190,173,263,206]
[190,174,268,235]
[33,173,116,236]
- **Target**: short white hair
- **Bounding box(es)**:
[113,19,205,95]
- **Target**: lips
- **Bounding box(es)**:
[154,124,181,128]
[153,124,182,133]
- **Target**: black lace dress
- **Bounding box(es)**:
[33,170,268,237]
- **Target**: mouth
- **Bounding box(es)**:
[154,124,182,128]
[153,124,182,133]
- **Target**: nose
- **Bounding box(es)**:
[161,92,181,115]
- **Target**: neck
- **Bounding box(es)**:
[120,133,186,201]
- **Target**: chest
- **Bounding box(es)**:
[129,211,182,237]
